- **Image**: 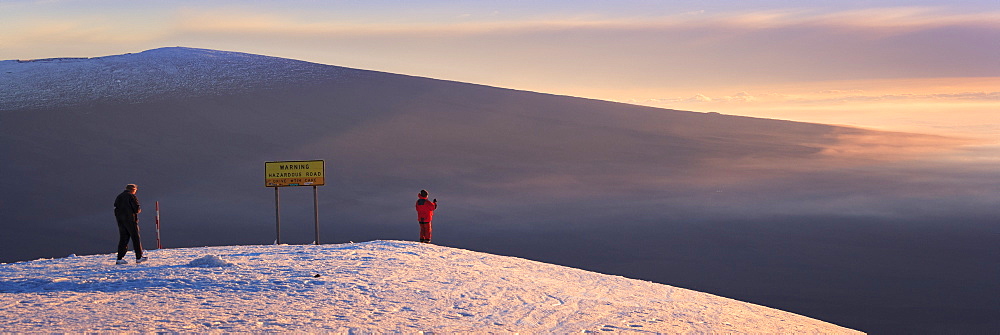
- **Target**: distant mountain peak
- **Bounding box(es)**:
[12,47,247,63]
[1,47,358,111]
[132,46,279,60]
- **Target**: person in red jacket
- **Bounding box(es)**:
[415,189,437,243]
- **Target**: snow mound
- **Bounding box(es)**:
[0,241,861,333]
[186,255,234,268]
[0,47,360,111]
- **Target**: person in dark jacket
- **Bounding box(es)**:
[114,184,146,264]
[415,189,437,243]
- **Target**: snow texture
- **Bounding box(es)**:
[186,255,235,268]
[0,47,357,111]
[0,241,860,333]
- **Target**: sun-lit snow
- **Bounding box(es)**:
[0,241,860,333]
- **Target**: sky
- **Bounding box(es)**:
[2,0,997,139]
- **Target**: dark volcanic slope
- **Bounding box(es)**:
[0,48,862,247]
[3,47,996,334]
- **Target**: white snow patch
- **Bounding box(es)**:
[186,255,234,268]
[0,241,861,333]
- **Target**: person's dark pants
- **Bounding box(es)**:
[419,221,432,242]
[116,212,143,259]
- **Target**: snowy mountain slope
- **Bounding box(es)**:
[0,241,861,333]
[0,47,355,111]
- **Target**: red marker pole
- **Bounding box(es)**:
[155,201,162,249]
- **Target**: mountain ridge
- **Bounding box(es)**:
[0,46,818,125]
[1,47,361,111]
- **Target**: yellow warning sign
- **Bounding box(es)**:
[265,160,325,187]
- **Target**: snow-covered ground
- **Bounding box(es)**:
[0,241,860,333]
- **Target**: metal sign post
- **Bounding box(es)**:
[265,160,325,245]
[274,187,281,244]
[155,201,161,249]
[313,186,319,245]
